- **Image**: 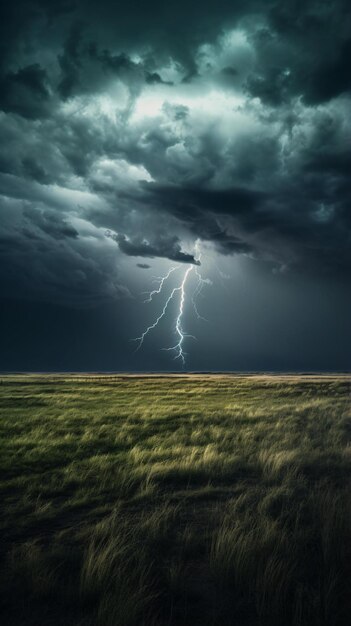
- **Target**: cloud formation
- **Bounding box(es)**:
[108,232,200,265]
[0,0,350,306]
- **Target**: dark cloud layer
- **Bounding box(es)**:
[0,0,350,369]
[107,231,199,265]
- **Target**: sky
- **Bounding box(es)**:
[0,0,350,372]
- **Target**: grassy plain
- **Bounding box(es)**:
[0,374,350,626]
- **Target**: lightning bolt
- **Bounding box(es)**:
[161,265,195,365]
[133,241,211,366]
[142,266,179,302]
[133,282,184,351]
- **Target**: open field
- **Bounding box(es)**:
[0,374,350,626]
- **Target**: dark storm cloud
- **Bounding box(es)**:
[22,207,79,240]
[90,47,172,87]
[143,184,265,217]
[268,0,351,104]
[57,26,173,101]
[58,23,83,99]
[0,64,50,119]
[243,1,351,106]
[0,0,350,307]
[107,232,200,265]
[0,193,129,306]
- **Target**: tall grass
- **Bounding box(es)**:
[80,511,156,626]
[210,486,351,625]
[0,374,350,625]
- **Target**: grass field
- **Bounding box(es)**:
[0,374,350,626]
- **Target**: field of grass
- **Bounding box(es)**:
[0,374,350,626]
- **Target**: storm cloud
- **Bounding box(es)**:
[109,232,200,265]
[1,3,350,292]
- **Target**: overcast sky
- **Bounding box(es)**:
[1,0,350,371]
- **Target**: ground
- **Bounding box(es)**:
[0,374,350,625]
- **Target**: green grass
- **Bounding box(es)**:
[0,374,350,625]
